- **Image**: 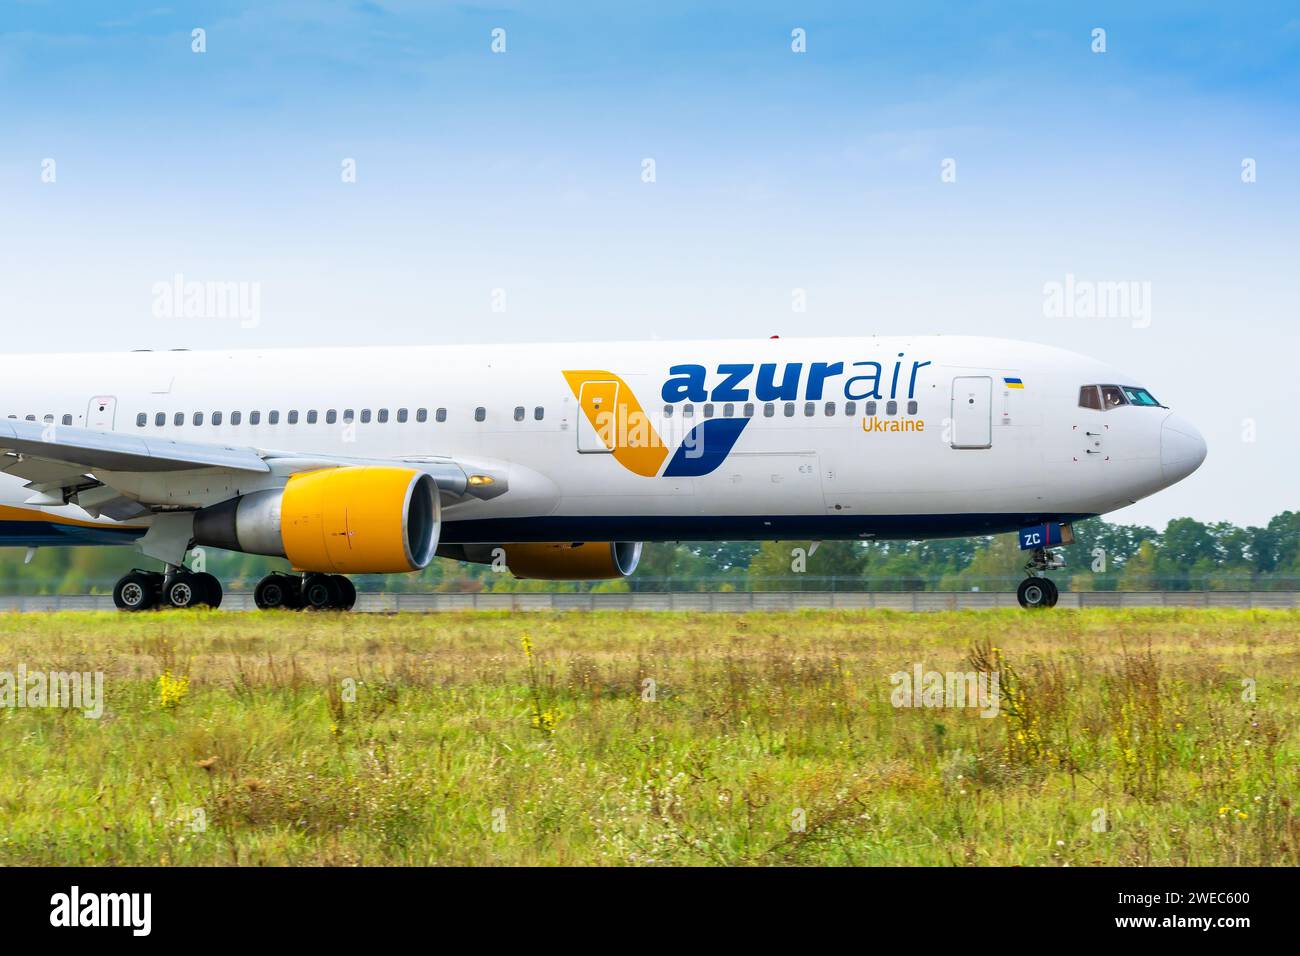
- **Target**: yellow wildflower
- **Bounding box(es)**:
[157,670,190,711]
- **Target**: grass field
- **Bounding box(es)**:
[0,609,1296,866]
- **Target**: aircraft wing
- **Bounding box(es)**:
[0,418,506,522]
[0,418,271,476]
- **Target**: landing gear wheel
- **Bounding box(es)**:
[163,573,205,609]
[255,573,300,610]
[302,573,340,610]
[1017,577,1053,610]
[193,572,223,608]
[114,571,158,612]
[330,575,357,611]
[1042,577,1060,608]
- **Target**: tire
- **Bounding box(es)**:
[330,575,357,611]
[1042,577,1060,608]
[164,574,204,609]
[114,572,158,612]
[302,573,339,610]
[193,572,223,608]
[1017,577,1052,610]
[255,574,296,610]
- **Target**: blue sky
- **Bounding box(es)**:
[1,1,1298,526]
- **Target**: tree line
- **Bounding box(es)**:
[0,512,1297,595]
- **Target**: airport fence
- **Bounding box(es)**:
[0,591,1297,612]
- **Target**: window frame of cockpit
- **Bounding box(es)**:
[1079,383,1165,411]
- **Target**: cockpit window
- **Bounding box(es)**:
[1100,385,1128,409]
[1122,386,1161,407]
[1081,384,1164,410]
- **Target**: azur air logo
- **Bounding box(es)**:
[564,354,931,478]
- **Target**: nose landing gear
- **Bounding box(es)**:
[1017,547,1064,609]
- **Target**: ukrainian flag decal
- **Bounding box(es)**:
[1003,376,1024,389]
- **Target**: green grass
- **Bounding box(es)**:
[0,609,1296,865]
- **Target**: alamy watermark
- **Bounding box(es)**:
[151,273,261,328]
[1,665,103,718]
[50,886,150,936]
[1043,273,1151,328]
[890,662,1000,718]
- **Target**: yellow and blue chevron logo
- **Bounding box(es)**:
[563,370,749,478]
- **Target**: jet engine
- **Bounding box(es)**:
[438,541,643,580]
[194,466,439,574]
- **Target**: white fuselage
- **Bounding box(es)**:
[0,336,1205,547]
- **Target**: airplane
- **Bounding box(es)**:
[0,335,1206,611]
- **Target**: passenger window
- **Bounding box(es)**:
[231,411,242,426]
[865,401,877,416]
[154,412,166,426]
[743,403,755,417]
[343,410,354,423]
[136,413,147,427]
[175,412,185,427]
[906,400,918,415]
[62,414,73,426]
[663,404,674,418]
[378,409,389,423]
[534,407,544,421]
[1100,386,1127,409]
[288,410,299,425]
[886,400,897,416]
[193,412,204,426]
[250,411,261,425]
[514,406,525,422]
[397,408,408,423]
[436,408,446,423]
[824,402,836,416]
[360,409,371,424]
[268,411,279,425]
[1078,386,1102,410]
[723,403,735,417]
[414,408,426,423]
[24,415,35,421]
[327,410,337,424]
[683,404,694,418]
[212,411,223,426]
[844,401,856,416]
[784,403,795,417]
[703,403,714,418]
[307,410,318,424]
[804,402,815,417]
[763,403,775,418]
[474,407,486,422]
[43,414,54,424]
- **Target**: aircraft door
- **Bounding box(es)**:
[86,396,117,431]
[576,380,619,453]
[950,376,992,449]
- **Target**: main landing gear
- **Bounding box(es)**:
[112,568,357,612]
[113,568,223,611]
[253,572,357,612]
[1017,547,1064,610]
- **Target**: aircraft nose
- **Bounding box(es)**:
[1161,414,1207,484]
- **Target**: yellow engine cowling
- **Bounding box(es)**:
[495,541,642,580]
[193,466,440,574]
